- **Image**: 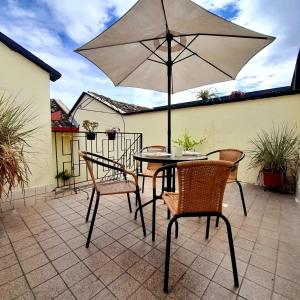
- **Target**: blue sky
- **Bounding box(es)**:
[1,0,299,108]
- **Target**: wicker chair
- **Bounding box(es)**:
[206,149,247,229]
[137,145,166,193]
[79,151,146,248]
[152,160,239,293]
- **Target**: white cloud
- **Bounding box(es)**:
[1,0,299,109]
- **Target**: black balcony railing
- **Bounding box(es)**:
[53,131,143,189]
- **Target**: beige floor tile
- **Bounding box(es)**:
[52,252,80,273]
[0,276,31,299]
[190,256,218,279]
[245,265,275,290]
[274,276,300,300]
[70,274,104,300]
[212,267,241,293]
[0,253,18,271]
[94,260,123,285]
[58,228,81,241]
[129,286,158,300]
[39,235,63,251]
[83,250,110,272]
[45,242,71,260]
[66,235,87,250]
[0,264,23,285]
[221,254,248,276]
[202,281,236,300]
[92,288,117,300]
[102,241,127,259]
[249,253,276,273]
[26,263,57,288]
[60,262,91,287]
[20,252,49,273]
[200,246,225,265]
[128,259,156,283]
[144,248,165,268]
[179,269,210,297]
[114,249,140,270]
[74,243,98,260]
[130,240,153,257]
[172,247,197,266]
[12,237,37,251]
[276,262,300,284]
[16,244,43,261]
[0,244,13,258]
[108,273,140,299]
[54,289,75,300]
[239,278,272,300]
[32,275,67,299]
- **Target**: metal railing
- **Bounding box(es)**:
[53,131,143,188]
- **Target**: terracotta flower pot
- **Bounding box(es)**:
[262,170,284,189]
[106,132,116,140]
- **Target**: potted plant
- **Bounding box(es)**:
[55,169,72,182]
[173,129,206,151]
[196,88,218,101]
[230,90,245,99]
[0,93,38,198]
[248,124,300,192]
[82,120,99,140]
[105,127,120,140]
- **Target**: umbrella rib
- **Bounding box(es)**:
[116,40,167,86]
[173,39,234,79]
[76,33,272,52]
[161,0,169,32]
[173,35,199,64]
[175,32,273,40]
[140,41,167,64]
[173,53,195,64]
[148,58,166,65]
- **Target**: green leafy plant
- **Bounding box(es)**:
[196,88,218,100]
[55,169,71,181]
[248,124,300,174]
[82,120,98,132]
[0,93,38,198]
[173,129,206,151]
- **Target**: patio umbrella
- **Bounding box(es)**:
[291,48,300,90]
[76,0,275,152]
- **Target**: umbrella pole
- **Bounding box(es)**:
[167,32,172,153]
[166,32,173,193]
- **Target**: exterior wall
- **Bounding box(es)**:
[124,94,300,184]
[73,95,126,132]
[0,43,54,211]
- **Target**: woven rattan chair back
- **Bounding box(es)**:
[176,160,233,214]
[219,149,244,181]
[142,145,166,170]
[79,150,99,193]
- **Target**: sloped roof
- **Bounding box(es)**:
[69,91,151,116]
[0,32,61,82]
[51,99,78,132]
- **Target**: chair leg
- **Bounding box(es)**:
[167,209,170,220]
[220,214,239,287]
[175,219,179,238]
[142,176,145,193]
[86,192,100,248]
[172,167,176,192]
[164,217,176,293]
[152,196,156,242]
[206,216,211,239]
[136,190,146,237]
[86,188,95,222]
[216,216,220,227]
[236,180,247,216]
[127,193,132,213]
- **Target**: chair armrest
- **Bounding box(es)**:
[84,151,125,168]
[206,150,221,156]
[152,163,177,190]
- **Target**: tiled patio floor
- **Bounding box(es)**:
[0,181,300,299]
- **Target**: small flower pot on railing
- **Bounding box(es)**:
[86,132,96,140]
[105,127,120,141]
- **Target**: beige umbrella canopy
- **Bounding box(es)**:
[76,0,275,151]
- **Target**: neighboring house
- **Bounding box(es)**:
[51,98,79,132]
[68,91,150,132]
[0,32,61,211]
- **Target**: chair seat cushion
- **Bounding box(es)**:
[96,180,136,195]
[162,192,179,215]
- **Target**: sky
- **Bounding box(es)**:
[1,0,299,108]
